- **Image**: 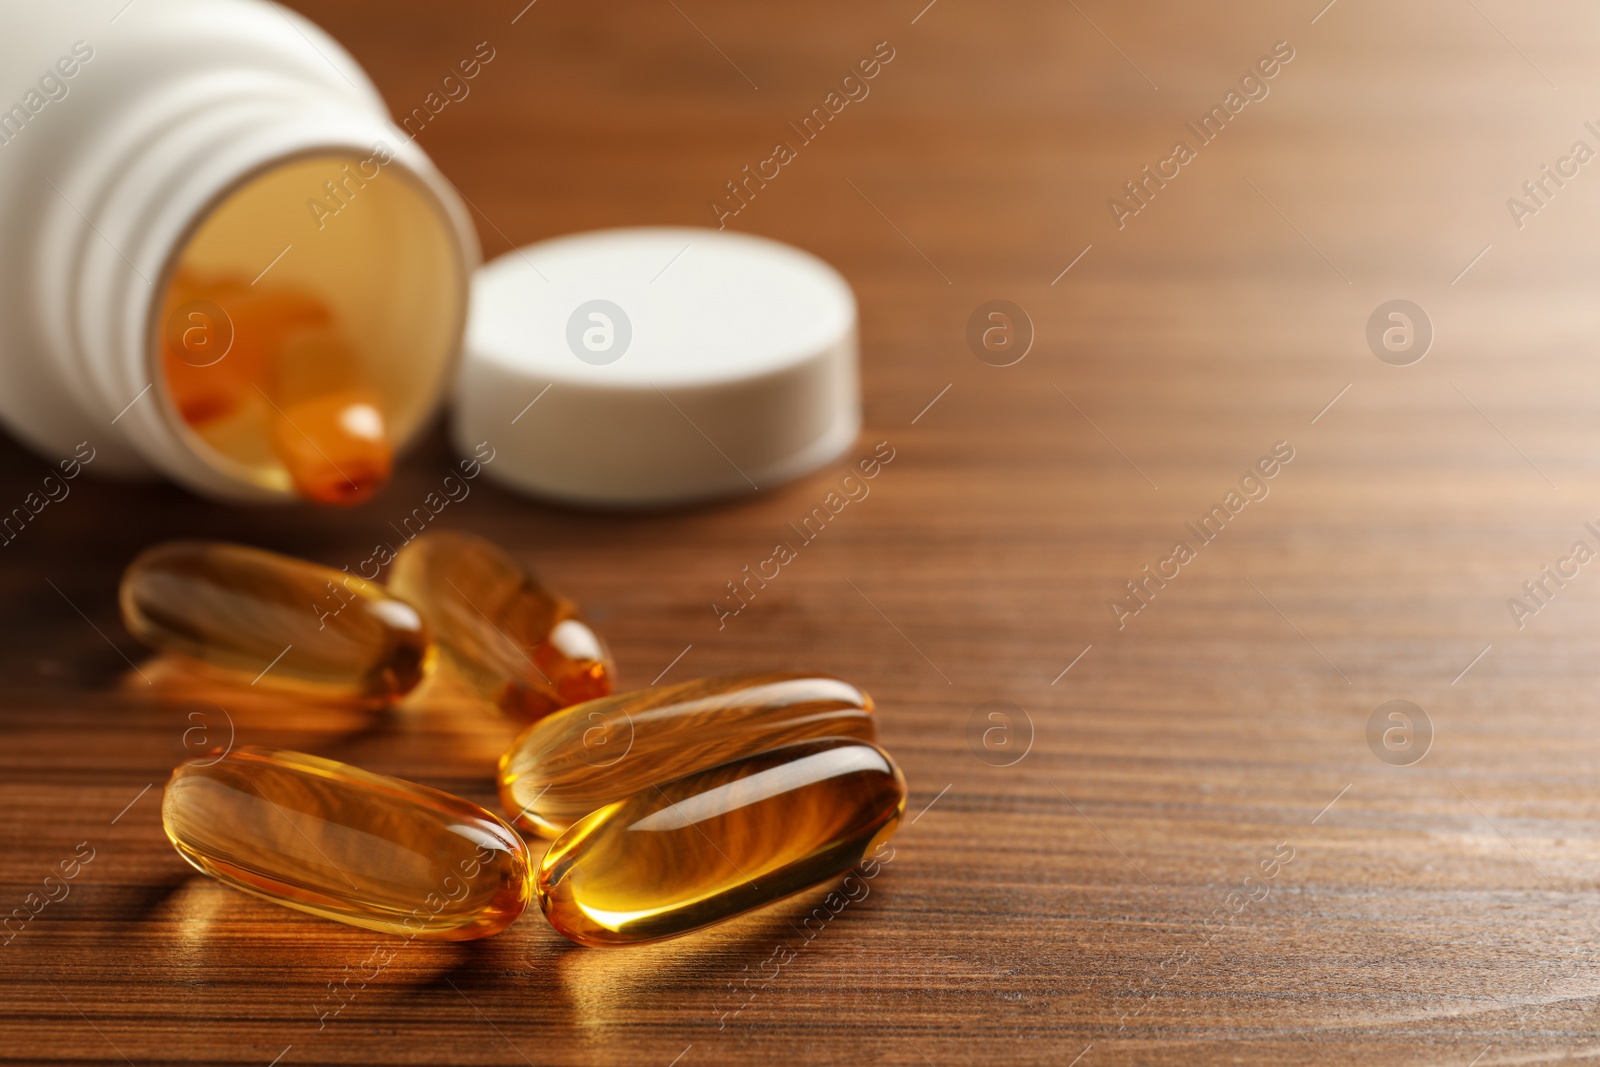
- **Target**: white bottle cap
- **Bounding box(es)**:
[453,227,860,507]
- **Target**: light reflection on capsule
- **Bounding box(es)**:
[499,673,877,836]
[537,738,905,947]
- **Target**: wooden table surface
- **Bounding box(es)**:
[9,0,1600,1063]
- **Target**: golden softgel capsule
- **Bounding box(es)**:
[163,747,531,939]
[499,673,877,836]
[387,531,613,719]
[538,738,905,946]
[121,541,431,705]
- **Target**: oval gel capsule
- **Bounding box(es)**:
[120,541,431,705]
[387,531,613,719]
[537,738,906,947]
[163,747,531,939]
[499,673,877,836]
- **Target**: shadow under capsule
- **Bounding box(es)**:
[123,870,199,922]
[544,871,893,1031]
[378,925,581,1044]
[116,654,523,767]
[153,878,538,1017]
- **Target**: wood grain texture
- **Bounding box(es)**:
[6,0,1600,1063]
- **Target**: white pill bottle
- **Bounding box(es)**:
[0,0,477,502]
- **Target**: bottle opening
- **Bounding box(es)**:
[152,152,466,504]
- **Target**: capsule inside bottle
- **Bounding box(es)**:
[537,738,905,947]
[156,153,465,504]
[163,747,532,939]
[499,673,876,836]
[120,540,431,705]
[387,531,613,720]
[162,269,393,506]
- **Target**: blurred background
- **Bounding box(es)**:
[8,1,1600,1064]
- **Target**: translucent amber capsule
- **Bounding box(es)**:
[387,532,613,720]
[161,268,330,426]
[163,747,531,939]
[268,386,393,505]
[265,329,392,505]
[121,541,431,705]
[158,265,395,505]
[538,738,905,946]
[499,673,876,836]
